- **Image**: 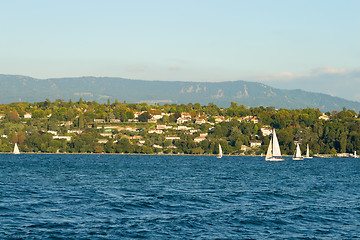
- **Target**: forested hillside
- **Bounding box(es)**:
[1,74,360,112]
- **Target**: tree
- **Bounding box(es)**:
[7,111,19,121]
[138,112,151,122]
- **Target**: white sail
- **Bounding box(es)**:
[293,143,303,160]
[306,144,310,157]
[265,129,283,161]
[272,129,282,157]
[217,144,223,158]
[350,150,359,158]
[13,143,20,154]
[295,144,301,158]
[304,144,313,159]
[265,138,273,160]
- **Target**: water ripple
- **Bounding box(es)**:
[0,154,360,239]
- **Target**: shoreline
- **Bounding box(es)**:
[0,151,333,158]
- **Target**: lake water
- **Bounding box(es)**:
[0,154,359,239]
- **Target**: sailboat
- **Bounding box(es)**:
[217,144,223,158]
[349,151,359,158]
[304,144,313,159]
[265,129,283,161]
[293,143,303,160]
[13,143,20,154]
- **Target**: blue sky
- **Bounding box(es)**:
[1,0,359,100]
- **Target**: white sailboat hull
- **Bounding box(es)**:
[265,157,284,161]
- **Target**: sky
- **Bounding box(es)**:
[1,0,359,101]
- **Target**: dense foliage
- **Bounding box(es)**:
[0,99,359,156]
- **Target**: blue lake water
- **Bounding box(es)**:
[0,154,359,239]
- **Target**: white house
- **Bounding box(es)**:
[213,116,225,123]
[175,126,192,130]
[261,126,272,136]
[98,139,108,144]
[165,136,180,140]
[68,129,83,134]
[195,118,206,124]
[319,114,330,121]
[47,130,58,135]
[249,140,262,148]
[24,113,32,119]
[177,117,190,124]
[100,133,113,138]
[53,135,72,141]
[148,129,164,134]
[152,144,163,148]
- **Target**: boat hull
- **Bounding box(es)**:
[265,157,284,161]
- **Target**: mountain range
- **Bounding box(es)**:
[1,74,359,112]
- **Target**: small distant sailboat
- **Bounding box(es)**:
[13,143,20,154]
[304,144,313,159]
[265,129,283,161]
[217,144,223,158]
[349,151,359,158]
[293,143,303,160]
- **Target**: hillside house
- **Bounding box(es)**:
[156,125,172,130]
[148,129,164,134]
[195,118,207,124]
[68,130,83,134]
[24,113,32,119]
[261,126,272,136]
[213,116,225,123]
[127,119,139,122]
[194,133,208,143]
[110,119,121,123]
[319,114,330,121]
[181,112,192,119]
[239,116,259,123]
[148,118,157,123]
[165,136,180,140]
[53,135,72,141]
[175,126,192,131]
[249,140,262,148]
[100,133,113,138]
[177,117,190,124]
[94,119,105,123]
[153,144,163,148]
[98,139,108,144]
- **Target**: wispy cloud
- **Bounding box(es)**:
[311,67,348,75]
[257,67,359,82]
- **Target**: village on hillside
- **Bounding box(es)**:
[0,99,358,156]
